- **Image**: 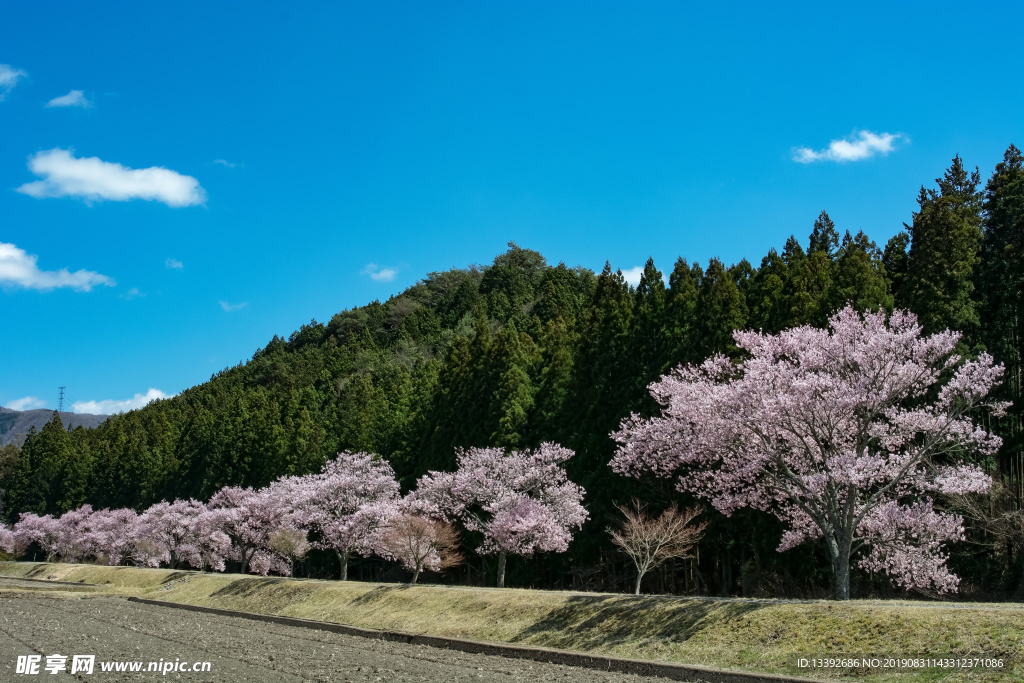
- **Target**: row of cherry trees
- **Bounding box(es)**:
[0,444,587,586]
[0,306,1003,600]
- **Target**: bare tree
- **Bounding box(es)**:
[610,501,706,595]
[268,527,310,577]
[377,514,463,584]
[947,481,1024,578]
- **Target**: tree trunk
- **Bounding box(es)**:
[240,548,251,575]
[634,571,643,595]
[834,558,850,600]
[496,551,507,588]
[411,567,420,584]
[827,532,853,600]
[336,550,350,581]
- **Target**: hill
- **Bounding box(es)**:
[0,407,108,447]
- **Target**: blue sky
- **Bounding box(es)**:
[2,1,1022,414]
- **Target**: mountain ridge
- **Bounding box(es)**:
[0,407,109,447]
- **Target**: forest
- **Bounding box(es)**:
[2,147,1023,599]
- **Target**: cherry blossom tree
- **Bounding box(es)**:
[612,306,1005,600]
[376,513,463,584]
[248,548,293,576]
[52,505,95,562]
[208,485,293,574]
[138,500,206,569]
[0,522,17,555]
[414,442,588,588]
[610,501,706,595]
[193,508,232,572]
[13,513,61,561]
[82,508,140,565]
[294,451,401,580]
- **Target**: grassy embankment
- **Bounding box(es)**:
[1,561,1021,682]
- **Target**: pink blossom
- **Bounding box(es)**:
[138,500,207,569]
[13,513,61,561]
[413,442,587,587]
[280,451,401,580]
[0,523,17,555]
[207,486,294,574]
[611,305,1004,599]
[51,505,95,563]
[80,508,140,565]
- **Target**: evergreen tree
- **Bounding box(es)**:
[4,414,80,516]
[565,263,635,489]
[632,258,669,383]
[883,232,911,304]
[693,258,748,359]
[664,258,700,365]
[824,231,893,315]
[533,316,578,441]
[979,144,1024,503]
[4,426,45,518]
[902,155,984,338]
[479,242,547,323]
[489,323,538,447]
[745,249,789,333]
[808,210,840,258]
[783,222,834,327]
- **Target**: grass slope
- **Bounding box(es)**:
[2,562,1021,682]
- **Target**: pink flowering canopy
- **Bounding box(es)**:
[414,442,588,558]
[208,486,293,574]
[0,522,16,554]
[81,507,140,566]
[138,499,209,569]
[52,505,95,563]
[611,306,1006,598]
[302,451,401,558]
[13,512,62,561]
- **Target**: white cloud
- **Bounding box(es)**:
[793,130,905,163]
[361,263,398,282]
[17,148,206,207]
[120,287,144,300]
[0,64,27,100]
[621,266,645,287]
[0,241,115,291]
[213,159,238,168]
[45,89,92,108]
[72,388,171,415]
[6,396,46,411]
[165,257,183,269]
[219,300,248,312]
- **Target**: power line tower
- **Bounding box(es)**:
[57,386,66,413]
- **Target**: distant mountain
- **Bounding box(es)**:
[0,407,109,447]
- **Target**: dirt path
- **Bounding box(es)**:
[0,593,691,682]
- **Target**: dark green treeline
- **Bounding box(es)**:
[4,147,1024,597]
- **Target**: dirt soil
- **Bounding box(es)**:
[0,592,692,682]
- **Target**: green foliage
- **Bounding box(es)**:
[978,144,1024,506]
[902,155,985,339]
[824,230,893,315]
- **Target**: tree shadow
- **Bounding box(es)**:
[209,577,317,605]
[347,584,416,606]
[24,563,54,578]
[511,595,765,651]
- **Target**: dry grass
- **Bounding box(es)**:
[2,561,1022,681]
